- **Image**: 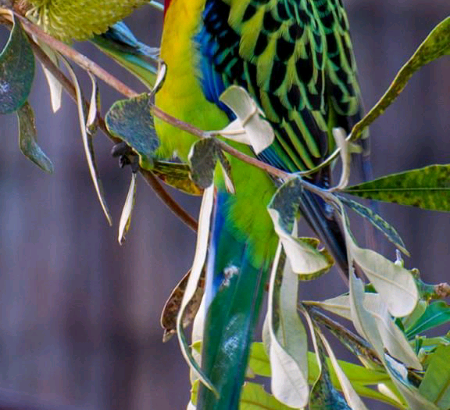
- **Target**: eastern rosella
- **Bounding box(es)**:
[155,0,366,408]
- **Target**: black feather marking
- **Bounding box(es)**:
[243,4,257,22]
[269,60,286,92]
[276,37,295,62]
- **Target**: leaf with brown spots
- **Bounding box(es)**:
[160,269,205,342]
[344,164,450,212]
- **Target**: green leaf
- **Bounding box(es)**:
[247,343,403,408]
[266,246,309,408]
[152,161,203,196]
[268,177,333,277]
[349,17,450,142]
[16,102,53,173]
[105,93,159,170]
[339,196,408,255]
[419,345,450,409]
[248,342,271,378]
[240,382,297,410]
[344,165,450,212]
[0,12,35,114]
[406,301,450,338]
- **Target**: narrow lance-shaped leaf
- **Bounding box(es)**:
[63,58,112,225]
[16,102,53,173]
[160,268,205,342]
[308,328,351,409]
[350,17,450,141]
[268,177,333,277]
[176,186,217,395]
[302,306,368,410]
[91,21,158,90]
[0,11,35,114]
[406,301,450,338]
[330,128,352,192]
[345,164,450,212]
[118,172,137,245]
[36,40,62,113]
[266,245,309,408]
[338,195,408,255]
[105,93,159,170]
[86,72,101,135]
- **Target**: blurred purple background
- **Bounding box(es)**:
[0,1,449,409]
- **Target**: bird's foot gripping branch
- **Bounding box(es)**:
[1,3,450,409]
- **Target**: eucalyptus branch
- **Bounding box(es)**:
[30,38,198,232]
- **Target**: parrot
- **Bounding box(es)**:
[154,0,368,408]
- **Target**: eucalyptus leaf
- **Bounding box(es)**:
[218,85,274,154]
[331,128,351,191]
[188,138,234,191]
[86,73,101,135]
[302,307,369,410]
[105,93,159,170]
[16,102,53,173]
[419,345,450,409]
[345,164,450,212]
[152,161,203,195]
[240,383,294,410]
[118,172,137,245]
[63,58,112,225]
[36,40,62,113]
[91,22,158,90]
[315,293,422,369]
[268,177,333,276]
[349,17,450,141]
[0,12,35,114]
[176,186,216,394]
[406,301,450,338]
[160,268,205,343]
[247,342,402,408]
[309,329,351,410]
[339,196,408,255]
[267,245,309,408]
[341,205,418,318]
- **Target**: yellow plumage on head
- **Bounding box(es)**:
[24,0,148,41]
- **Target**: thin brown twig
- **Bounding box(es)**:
[30,37,198,232]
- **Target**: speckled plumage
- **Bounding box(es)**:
[26,0,148,41]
